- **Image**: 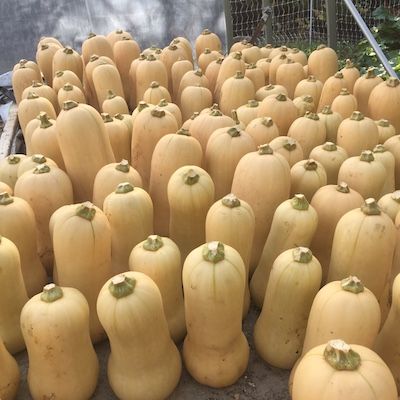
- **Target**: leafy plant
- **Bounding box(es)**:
[345,6,400,77]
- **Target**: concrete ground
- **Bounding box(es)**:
[15,305,291,399]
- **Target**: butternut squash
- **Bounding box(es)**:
[317,71,347,112]
[307,44,338,83]
[245,116,280,146]
[168,166,215,261]
[21,284,99,399]
[56,101,115,202]
[97,272,182,399]
[180,85,213,123]
[340,59,360,93]
[292,340,397,400]
[57,82,86,107]
[182,241,249,387]
[205,126,256,200]
[52,46,83,82]
[250,195,318,308]
[0,154,27,189]
[206,194,255,316]
[331,88,358,119]
[149,129,202,236]
[310,183,364,283]
[0,192,47,297]
[52,202,113,342]
[231,144,291,271]
[195,29,222,61]
[309,142,348,184]
[103,182,153,275]
[317,104,343,143]
[0,236,28,354]
[0,338,20,400]
[378,190,400,221]
[353,67,383,116]
[14,164,73,274]
[327,198,396,300]
[129,235,185,342]
[373,144,395,197]
[254,247,322,369]
[294,75,323,109]
[376,119,396,144]
[269,137,304,167]
[337,150,386,199]
[255,83,288,101]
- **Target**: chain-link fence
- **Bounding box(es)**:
[228,0,400,45]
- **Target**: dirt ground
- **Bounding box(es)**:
[14,305,291,399]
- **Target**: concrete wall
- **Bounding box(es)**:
[0,0,226,73]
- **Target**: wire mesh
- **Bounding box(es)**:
[228,0,400,45]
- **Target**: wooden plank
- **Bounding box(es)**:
[0,103,18,161]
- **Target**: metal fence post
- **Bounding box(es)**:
[262,0,273,45]
[224,0,234,52]
[326,0,338,49]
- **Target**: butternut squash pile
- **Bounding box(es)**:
[1,28,400,399]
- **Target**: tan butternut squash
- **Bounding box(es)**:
[171,58,193,104]
[0,154,27,189]
[378,190,400,221]
[310,183,363,283]
[294,75,323,109]
[231,144,291,271]
[337,150,386,199]
[287,112,326,158]
[255,83,288,101]
[340,59,360,93]
[56,101,115,202]
[17,92,56,136]
[168,166,214,261]
[135,54,168,103]
[131,107,179,190]
[303,276,380,357]
[307,44,338,83]
[373,144,395,197]
[21,284,99,399]
[317,104,343,143]
[245,116,279,146]
[195,29,222,60]
[292,340,397,400]
[317,71,347,112]
[276,59,305,99]
[331,88,358,119]
[17,154,57,177]
[180,85,213,123]
[97,272,181,399]
[214,51,245,102]
[337,111,379,156]
[143,81,171,105]
[189,107,235,159]
[309,142,348,184]
[53,202,112,342]
[30,113,65,171]
[250,195,318,308]
[254,247,322,369]
[82,32,114,65]
[106,29,132,46]
[205,194,255,317]
[52,70,84,93]
[57,82,86,107]
[353,67,383,116]
[160,44,188,93]
[375,273,400,391]
[235,100,260,126]
[101,90,129,115]
[205,126,256,200]
[35,43,61,85]
[52,46,83,82]
[369,77,400,133]
[103,182,153,275]
[327,198,396,300]
[129,235,185,342]
[92,160,142,208]
[14,164,73,273]
[293,95,315,116]
[182,241,249,387]
[376,119,396,144]
[149,129,202,236]
[21,81,59,114]
[0,192,47,297]
[0,338,20,400]
[101,113,130,163]
[269,137,304,167]
[244,63,265,93]
[257,93,298,135]
[0,236,28,354]
[384,135,400,188]
[12,60,42,104]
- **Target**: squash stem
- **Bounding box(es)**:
[323,340,361,370]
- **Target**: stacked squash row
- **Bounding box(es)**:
[0,27,400,400]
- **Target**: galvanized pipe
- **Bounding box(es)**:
[342,0,397,77]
